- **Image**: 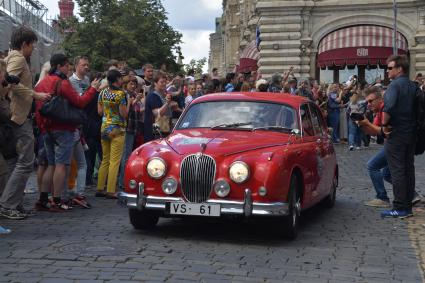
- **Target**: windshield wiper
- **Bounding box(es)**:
[252,125,293,132]
[211,122,252,129]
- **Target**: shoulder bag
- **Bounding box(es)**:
[39,79,87,124]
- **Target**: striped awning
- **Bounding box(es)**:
[318,25,408,67]
[237,40,260,73]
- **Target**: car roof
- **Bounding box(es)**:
[192,92,310,108]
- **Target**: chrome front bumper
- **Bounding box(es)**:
[118,184,289,217]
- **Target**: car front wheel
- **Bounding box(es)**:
[323,173,337,208]
[282,175,301,239]
[129,209,159,230]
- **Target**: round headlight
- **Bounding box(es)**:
[229,161,250,184]
[214,180,231,197]
[129,179,137,189]
[162,177,178,195]
[146,158,167,179]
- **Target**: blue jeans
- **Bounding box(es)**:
[118,132,135,189]
[366,147,392,201]
[348,119,361,147]
[327,109,340,143]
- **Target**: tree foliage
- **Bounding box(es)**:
[184,57,207,76]
[60,0,182,71]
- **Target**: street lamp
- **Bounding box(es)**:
[393,0,398,55]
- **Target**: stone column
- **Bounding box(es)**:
[256,1,315,78]
[412,9,425,76]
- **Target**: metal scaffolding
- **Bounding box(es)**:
[0,0,59,42]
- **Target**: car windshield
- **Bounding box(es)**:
[176,101,298,131]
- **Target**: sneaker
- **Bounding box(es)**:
[71,196,92,209]
[381,208,413,219]
[412,193,422,206]
[364,198,391,208]
[49,202,72,212]
[349,145,354,151]
[105,193,118,199]
[34,200,51,211]
[16,205,35,216]
[355,146,361,150]
[0,207,27,220]
[95,191,106,197]
[0,226,11,234]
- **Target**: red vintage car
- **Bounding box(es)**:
[119,92,338,239]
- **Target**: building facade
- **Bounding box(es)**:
[209,0,425,83]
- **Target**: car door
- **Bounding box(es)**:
[299,103,321,205]
[309,103,330,199]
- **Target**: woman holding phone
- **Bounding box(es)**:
[118,76,145,190]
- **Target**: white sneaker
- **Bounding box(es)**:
[355,146,361,150]
[349,146,354,151]
[412,193,423,206]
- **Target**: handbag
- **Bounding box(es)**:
[154,115,170,133]
[39,80,87,124]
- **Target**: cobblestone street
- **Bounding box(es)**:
[0,144,424,283]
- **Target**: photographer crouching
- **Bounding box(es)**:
[356,86,421,209]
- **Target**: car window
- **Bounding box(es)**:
[176,101,297,130]
[300,104,314,136]
[309,104,323,135]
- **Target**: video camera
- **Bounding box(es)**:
[1,73,20,87]
[349,100,368,122]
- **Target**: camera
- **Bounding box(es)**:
[1,73,20,87]
[350,112,365,121]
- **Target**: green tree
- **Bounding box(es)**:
[184,57,207,76]
[60,0,182,71]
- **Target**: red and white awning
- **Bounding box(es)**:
[237,40,260,73]
[318,25,408,67]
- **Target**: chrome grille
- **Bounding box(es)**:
[180,154,216,203]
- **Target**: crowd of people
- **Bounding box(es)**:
[1,26,424,233]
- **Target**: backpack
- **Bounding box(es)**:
[414,85,425,155]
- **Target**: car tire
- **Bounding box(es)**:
[323,173,337,208]
[282,175,301,240]
[129,209,159,230]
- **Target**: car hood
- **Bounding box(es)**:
[165,130,291,156]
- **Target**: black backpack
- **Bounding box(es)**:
[414,85,425,155]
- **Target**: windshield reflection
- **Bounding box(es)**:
[176,101,298,131]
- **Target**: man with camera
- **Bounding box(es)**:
[357,86,421,211]
[0,27,51,220]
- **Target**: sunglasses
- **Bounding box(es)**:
[366,97,378,103]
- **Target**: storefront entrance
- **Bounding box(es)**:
[316,25,408,84]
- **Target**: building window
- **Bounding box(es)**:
[365,66,385,84]
[319,68,333,84]
[339,66,358,84]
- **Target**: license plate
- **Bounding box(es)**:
[168,202,221,217]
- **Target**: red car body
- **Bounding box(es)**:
[119,92,338,238]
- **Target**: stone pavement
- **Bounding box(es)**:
[0,143,424,283]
